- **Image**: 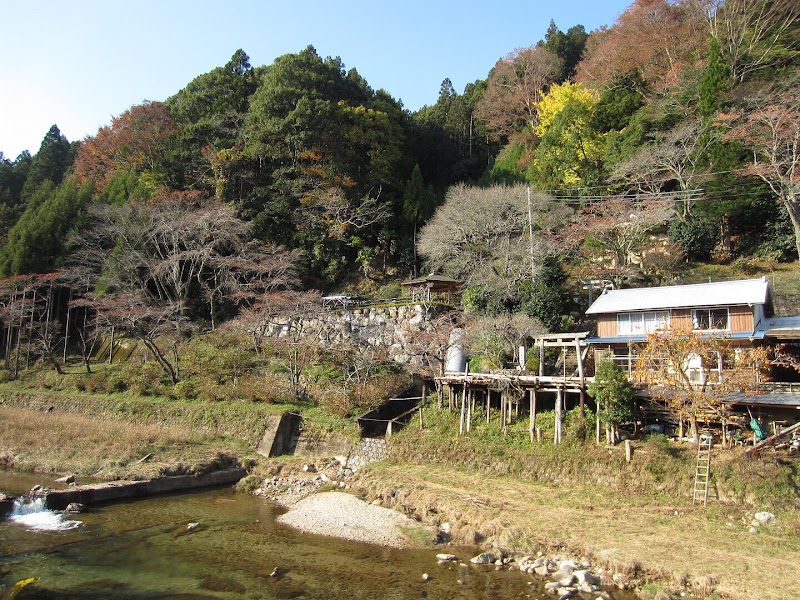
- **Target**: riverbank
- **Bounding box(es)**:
[2,395,799,599]
[240,453,799,600]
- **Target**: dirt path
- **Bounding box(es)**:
[356,463,799,600]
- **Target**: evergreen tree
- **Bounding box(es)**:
[0,178,92,276]
[699,38,731,119]
[20,125,73,203]
[539,20,589,82]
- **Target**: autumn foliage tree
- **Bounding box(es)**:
[635,328,766,442]
[576,0,707,94]
[73,101,179,193]
[475,46,562,142]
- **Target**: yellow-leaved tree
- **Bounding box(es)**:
[529,82,607,190]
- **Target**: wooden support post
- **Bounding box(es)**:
[627,342,633,378]
[536,427,542,443]
[575,338,586,419]
[419,406,424,430]
[555,388,563,444]
[466,389,472,433]
[486,392,490,425]
[539,343,545,377]
[386,420,393,437]
[529,389,536,443]
[625,440,633,462]
[471,389,476,419]
[459,387,466,436]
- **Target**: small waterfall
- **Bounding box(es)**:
[9,496,82,531]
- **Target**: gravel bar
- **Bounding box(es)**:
[276,491,426,548]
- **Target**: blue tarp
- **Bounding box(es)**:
[750,418,768,441]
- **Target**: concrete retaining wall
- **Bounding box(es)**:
[43,467,247,510]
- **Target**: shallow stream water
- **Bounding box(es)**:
[0,471,564,599]
[0,471,539,600]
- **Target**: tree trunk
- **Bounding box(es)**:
[784,193,800,259]
[141,337,178,384]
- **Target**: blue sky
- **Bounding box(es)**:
[0,0,632,159]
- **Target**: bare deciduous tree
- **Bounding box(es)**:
[562,195,673,288]
[719,85,800,256]
[465,313,546,370]
[402,310,463,394]
[0,273,64,376]
[702,0,799,83]
[610,121,715,220]
[68,192,298,380]
[418,184,571,300]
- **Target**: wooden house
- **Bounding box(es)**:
[585,277,800,431]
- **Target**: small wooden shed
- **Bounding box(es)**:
[400,274,463,304]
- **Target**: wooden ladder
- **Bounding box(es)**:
[693,433,713,506]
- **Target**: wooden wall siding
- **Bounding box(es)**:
[730,305,754,332]
[672,309,692,330]
[598,315,616,338]
[598,305,755,337]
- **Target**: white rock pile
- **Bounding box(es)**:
[434,551,616,599]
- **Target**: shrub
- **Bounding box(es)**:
[171,378,198,401]
[105,371,128,393]
[376,282,402,299]
[127,361,164,396]
[668,219,717,261]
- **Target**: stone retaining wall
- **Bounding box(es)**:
[291,428,387,472]
[268,304,448,367]
[346,437,388,471]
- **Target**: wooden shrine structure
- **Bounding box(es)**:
[436,332,595,444]
[400,274,463,304]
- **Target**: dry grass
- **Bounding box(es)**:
[355,461,800,600]
[0,405,245,479]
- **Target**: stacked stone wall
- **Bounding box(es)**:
[268,303,449,367]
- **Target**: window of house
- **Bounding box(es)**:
[692,308,729,331]
[617,311,669,335]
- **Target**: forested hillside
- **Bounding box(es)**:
[0,0,797,335]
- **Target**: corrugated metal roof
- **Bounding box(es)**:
[586,331,764,345]
[764,315,800,338]
[726,392,800,407]
[586,278,770,315]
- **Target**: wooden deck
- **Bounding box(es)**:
[436,370,593,444]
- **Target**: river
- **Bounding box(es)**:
[0,471,574,599]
